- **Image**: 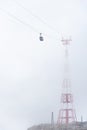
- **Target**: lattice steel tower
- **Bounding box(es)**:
[58,38,77,129]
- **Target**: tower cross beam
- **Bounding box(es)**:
[61,38,72,45]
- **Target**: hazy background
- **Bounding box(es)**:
[0,0,87,130]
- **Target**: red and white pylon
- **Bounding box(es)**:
[58,38,77,128]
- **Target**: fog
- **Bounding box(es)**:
[0,0,87,130]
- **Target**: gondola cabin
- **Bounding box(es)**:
[39,33,44,41]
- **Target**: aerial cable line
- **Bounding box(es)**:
[0,7,39,33]
[13,0,59,34]
[0,7,59,41]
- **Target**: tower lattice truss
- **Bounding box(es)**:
[58,38,77,127]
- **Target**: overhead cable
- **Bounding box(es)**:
[0,7,39,33]
[0,7,59,41]
[13,0,59,34]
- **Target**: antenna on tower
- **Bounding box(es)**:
[81,116,83,128]
[51,112,54,130]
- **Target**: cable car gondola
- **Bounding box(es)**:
[39,33,44,41]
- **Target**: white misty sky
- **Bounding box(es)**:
[0,0,87,130]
